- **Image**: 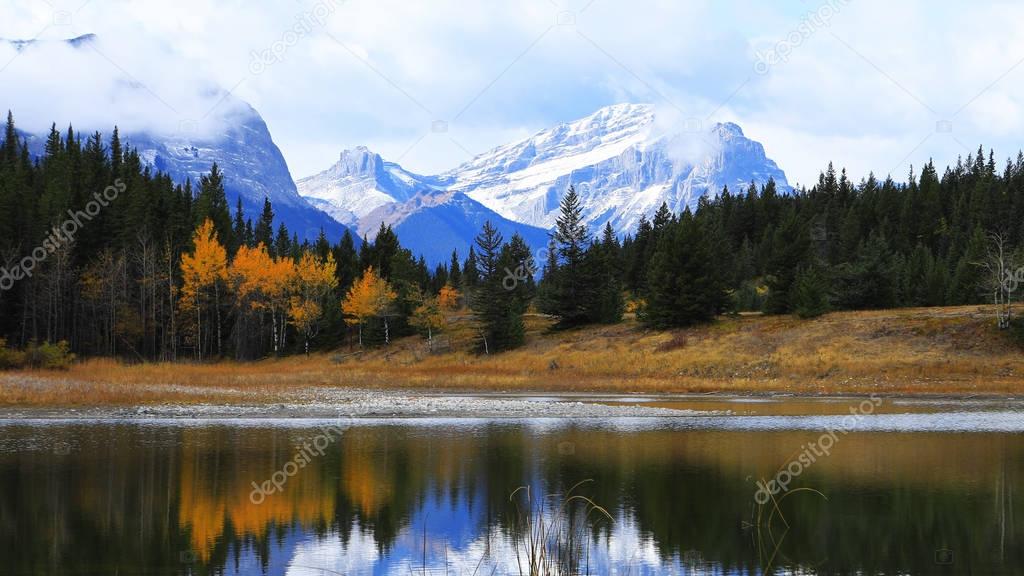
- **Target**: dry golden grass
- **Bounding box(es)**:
[2,305,1023,406]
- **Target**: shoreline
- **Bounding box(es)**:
[1,386,1020,422]
[3,305,1024,410]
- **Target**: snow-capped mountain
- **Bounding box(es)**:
[296,146,550,263]
[438,103,790,234]
[297,146,435,229]
[123,103,350,242]
[7,34,349,242]
[299,103,788,256]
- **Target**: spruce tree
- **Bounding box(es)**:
[463,247,480,288]
[193,163,233,248]
[448,249,462,289]
[643,212,728,327]
[470,221,504,353]
[765,208,811,314]
[792,266,830,318]
[231,198,246,255]
[549,185,591,327]
[255,197,275,248]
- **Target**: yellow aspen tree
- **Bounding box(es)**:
[341,265,396,348]
[411,284,460,351]
[228,243,274,358]
[266,256,296,354]
[180,219,228,360]
[289,252,338,355]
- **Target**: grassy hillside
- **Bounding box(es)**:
[2,305,1022,406]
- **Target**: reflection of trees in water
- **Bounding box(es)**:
[0,425,1022,574]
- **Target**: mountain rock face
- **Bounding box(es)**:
[438,103,790,235]
[9,34,349,242]
[124,103,349,242]
[299,103,789,260]
[296,148,550,265]
[298,146,432,228]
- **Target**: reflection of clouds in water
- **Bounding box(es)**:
[284,512,687,576]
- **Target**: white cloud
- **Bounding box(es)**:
[1,0,1024,186]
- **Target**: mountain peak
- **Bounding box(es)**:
[713,122,744,138]
[299,102,789,251]
[440,104,787,234]
[297,146,434,229]
[336,146,383,176]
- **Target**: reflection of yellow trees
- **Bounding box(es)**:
[177,429,337,561]
[341,449,392,517]
[163,426,1024,563]
[173,427,480,561]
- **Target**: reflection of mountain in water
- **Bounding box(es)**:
[0,422,1021,574]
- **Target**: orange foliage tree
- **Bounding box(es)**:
[228,243,296,356]
[340,266,396,347]
[289,252,338,355]
[180,219,228,360]
[410,284,460,350]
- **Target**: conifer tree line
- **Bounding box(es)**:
[518,152,1024,336]
[1,110,1021,359]
[0,113,465,360]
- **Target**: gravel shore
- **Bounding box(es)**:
[0,386,718,420]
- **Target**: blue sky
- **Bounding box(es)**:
[2,0,1024,188]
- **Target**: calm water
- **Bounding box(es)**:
[2,400,1023,575]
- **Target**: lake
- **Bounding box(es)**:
[1,396,1022,575]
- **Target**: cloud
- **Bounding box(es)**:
[1,0,1024,186]
[0,30,250,140]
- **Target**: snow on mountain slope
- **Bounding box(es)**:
[296,146,550,263]
[5,34,350,242]
[123,102,351,241]
[439,103,790,235]
[300,103,789,252]
[296,146,436,229]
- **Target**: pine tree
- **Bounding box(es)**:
[255,197,275,249]
[791,266,830,318]
[537,237,559,315]
[332,229,358,294]
[274,223,291,258]
[193,163,233,250]
[642,212,728,327]
[590,223,624,323]
[231,198,246,255]
[463,247,480,289]
[765,208,811,314]
[548,185,591,327]
[448,250,462,290]
[468,222,529,353]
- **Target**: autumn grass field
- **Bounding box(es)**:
[2,305,1023,407]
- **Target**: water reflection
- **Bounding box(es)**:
[0,420,1021,574]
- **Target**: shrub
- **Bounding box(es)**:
[792,267,830,319]
[0,339,26,369]
[23,340,76,370]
